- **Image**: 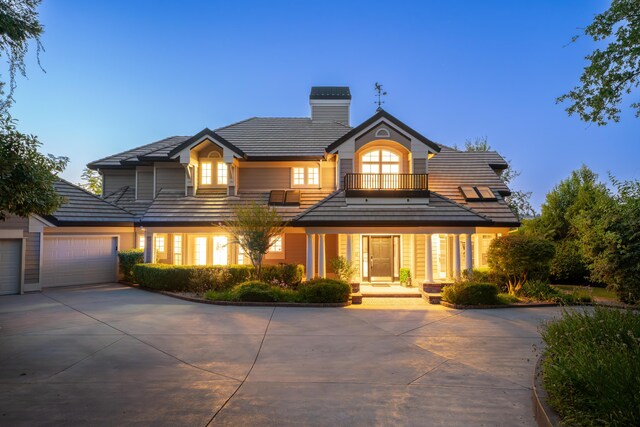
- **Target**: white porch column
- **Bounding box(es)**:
[306,234,315,280]
[318,234,326,278]
[453,234,461,280]
[465,233,473,274]
[424,234,433,283]
[345,234,353,262]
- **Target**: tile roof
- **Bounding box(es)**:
[46,180,136,225]
[293,191,493,226]
[88,136,189,169]
[140,189,333,226]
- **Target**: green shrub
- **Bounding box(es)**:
[399,268,412,286]
[205,281,300,303]
[261,264,304,288]
[550,239,589,284]
[189,264,253,293]
[118,249,144,281]
[133,264,253,292]
[441,282,501,305]
[330,256,357,282]
[541,307,640,425]
[298,278,351,303]
[520,280,560,301]
[497,293,520,304]
[488,234,555,295]
[133,264,194,291]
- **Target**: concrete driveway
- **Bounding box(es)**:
[0,283,565,426]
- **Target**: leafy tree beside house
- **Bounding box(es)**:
[0,115,67,220]
[79,167,102,195]
[221,202,287,280]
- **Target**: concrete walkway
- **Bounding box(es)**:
[0,283,567,426]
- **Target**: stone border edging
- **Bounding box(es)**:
[119,281,351,307]
[439,301,558,309]
[532,355,562,427]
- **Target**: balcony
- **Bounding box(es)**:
[344,173,429,198]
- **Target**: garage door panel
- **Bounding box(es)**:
[0,239,21,295]
[42,237,117,288]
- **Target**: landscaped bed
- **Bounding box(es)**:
[540,306,640,425]
[128,263,352,305]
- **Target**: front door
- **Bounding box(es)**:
[370,236,393,281]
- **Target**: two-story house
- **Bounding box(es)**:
[0,86,518,295]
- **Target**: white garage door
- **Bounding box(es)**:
[0,239,21,295]
[42,236,117,288]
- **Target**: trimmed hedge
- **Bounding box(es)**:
[298,278,351,303]
[205,279,352,304]
[118,249,144,281]
[132,263,304,292]
[441,282,501,305]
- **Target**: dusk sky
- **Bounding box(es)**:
[9,0,639,210]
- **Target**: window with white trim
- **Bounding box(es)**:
[293,167,305,185]
[138,236,145,249]
[155,236,165,253]
[217,163,228,185]
[194,237,207,265]
[292,167,319,187]
[173,235,183,265]
[269,235,283,253]
[201,163,212,185]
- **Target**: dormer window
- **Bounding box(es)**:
[361,149,400,174]
[292,167,319,187]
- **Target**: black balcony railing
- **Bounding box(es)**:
[344,173,429,197]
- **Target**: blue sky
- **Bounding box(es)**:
[9,0,639,209]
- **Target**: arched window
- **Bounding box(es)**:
[361,149,400,174]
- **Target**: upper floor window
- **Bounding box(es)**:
[201,163,212,185]
[361,149,400,174]
[292,167,319,187]
[217,163,228,185]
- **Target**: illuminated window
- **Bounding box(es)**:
[195,237,207,265]
[361,148,401,188]
[293,167,305,185]
[217,163,227,185]
[173,235,182,265]
[201,163,212,185]
[138,236,145,249]
[307,167,319,185]
[155,236,165,253]
[237,245,245,265]
[213,236,228,265]
[269,235,283,252]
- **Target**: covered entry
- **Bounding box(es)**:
[362,235,400,282]
[42,236,118,287]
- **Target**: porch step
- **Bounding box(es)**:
[351,293,363,304]
[423,293,442,304]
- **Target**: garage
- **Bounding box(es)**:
[42,236,118,288]
[0,239,22,295]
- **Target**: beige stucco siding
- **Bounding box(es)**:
[103,169,135,195]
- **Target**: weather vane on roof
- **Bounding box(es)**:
[374,82,387,111]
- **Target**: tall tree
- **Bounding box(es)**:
[557,0,640,125]
[463,137,535,220]
[0,0,44,111]
[79,167,102,195]
[0,114,67,219]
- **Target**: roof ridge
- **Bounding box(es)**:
[88,136,187,168]
[57,178,136,216]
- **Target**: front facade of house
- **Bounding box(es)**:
[0,86,518,295]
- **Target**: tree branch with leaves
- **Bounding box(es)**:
[557,0,640,125]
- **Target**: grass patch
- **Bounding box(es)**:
[541,307,640,426]
[497,293,520,304]
[553,284,617,300]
